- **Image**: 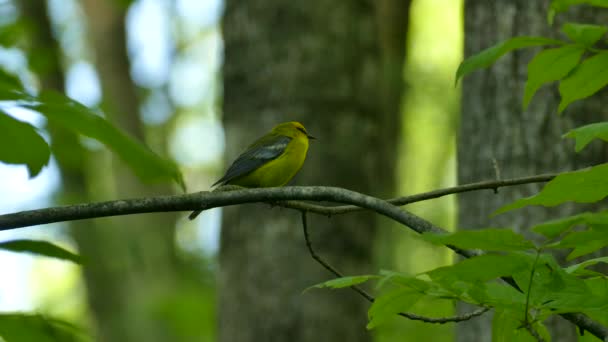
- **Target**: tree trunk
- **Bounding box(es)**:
[458,1,608,341]
[75,1,182,341]
[220,1,407,341]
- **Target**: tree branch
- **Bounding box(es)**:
[0,175,606,340]
[278,173,556,216]
[300,211,490,324]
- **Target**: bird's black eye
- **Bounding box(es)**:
[296,127,307,134]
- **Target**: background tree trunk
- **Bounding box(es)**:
[220,1,407,341]
[458,1,608,341]
[72,1,182,341]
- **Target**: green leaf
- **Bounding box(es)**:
[564,122,608,152]
[0,68,23,90]
[531,212,588,238]
[422,228,536,251]
[0,110,50,177]
[0,239,82,264]
[513,253,600,312]
[0,313,89,342]
[558,52,608,113]
[523,45,584,109]
[583,278,608,322]
[306,275,378,291]
[427,253,531,284]
[549,0,608,24]
[25,91,186,190]
[495,164,608,214]
[455,36,564,84]
[367,288,423,329]
[562,23,608,46]
[566,256,608,274]
[471,282,526,309]
[531,210,608,238]
[547,229,608,260]
[376,270,458,299]
[492,309,538,342]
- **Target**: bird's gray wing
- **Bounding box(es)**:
[212,135,291,186]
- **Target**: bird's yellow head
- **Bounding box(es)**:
[272,121,315,140]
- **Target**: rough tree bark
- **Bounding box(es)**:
[458,1,608,341]
[220,0,408,341]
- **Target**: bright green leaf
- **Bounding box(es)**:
[0,110,50,177]
[564,122,608,152]
[472,282,526,309]
[367,288,423,329]
[566,256,608,274]
[25,91,186,190]
[455,37,564,84]
[531,212,588,238]
[307,275,378,291]
[0,69,23,90]
[547,230,608,260]
[558,52,608,113]
[422,228,536,251]
[0,313,89,342]
[427,253,531,284]
[583,278,608,323]
[523,45,584,109]
[377,271,430,291]
[492,309,538,342]
[0,239,82,264]
[562,23,608,46]
[549,0,608,24]
[514,253,601,312]
[531,210,608,238]
[495,164,608,214]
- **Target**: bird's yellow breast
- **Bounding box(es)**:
[232,135,309,188]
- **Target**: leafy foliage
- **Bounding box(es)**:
[523,45,584,109]
[0,239,82,264]
[312,222,608,337]
[0,109,50,177]
[422,228,535,251]
[0,313,89,342]
[0,86,185,190]
[307,275,379,291]
[495,164,608,213]
[456,18,608,114]
[564,122,608,152]
[455,36,564,85]
[548,0,608,24]
[558,52,608,112]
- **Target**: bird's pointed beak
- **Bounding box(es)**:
[307,134,316,140]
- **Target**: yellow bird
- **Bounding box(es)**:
[189,121,315,220]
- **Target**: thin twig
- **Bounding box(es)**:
[492,158,501,194]
[300,211,374,301]
[301,211,491,324]
[279,173,556,216]
[525,250,541,324]
[522,250,544,342]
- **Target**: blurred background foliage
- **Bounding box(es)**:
[0,0,461,341]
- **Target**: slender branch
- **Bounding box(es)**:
[0,176,606,339]
[278,173,556,216]
[300,211,490,324]
[524,251,541,324]
[300,211,374,301]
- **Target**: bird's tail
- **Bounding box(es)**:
[188,209,203,220]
